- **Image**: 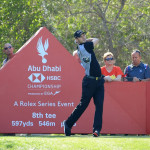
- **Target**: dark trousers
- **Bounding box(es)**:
[66,75,105,132]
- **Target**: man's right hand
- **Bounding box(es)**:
[133,77,140,82]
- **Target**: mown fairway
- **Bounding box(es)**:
[0,134,150,150]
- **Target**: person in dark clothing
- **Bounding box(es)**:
[124,50,150,82]
[64,30,105,137]
[2,43,15,66]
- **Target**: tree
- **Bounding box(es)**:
[1,0,150,70]
[43,0,150,69]
[0,0,46,66]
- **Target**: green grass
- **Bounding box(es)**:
[0,134,150,150]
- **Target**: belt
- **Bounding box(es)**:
[86,75,102,80]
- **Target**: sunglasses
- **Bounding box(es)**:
[135,50,141,56]
[105,57,114,61]
[4,46,12,50]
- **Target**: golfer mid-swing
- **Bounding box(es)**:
[64,30,105,137]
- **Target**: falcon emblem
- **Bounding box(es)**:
[37,37,49,63]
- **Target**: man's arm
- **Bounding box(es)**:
[73,50,78,56]
[140,78,150,82]
[113,75,122,81]
[73,50,81,64]
[145,65,150,79]
[124,67,128,76]
[86,38,99,47]
[132,77,150,82]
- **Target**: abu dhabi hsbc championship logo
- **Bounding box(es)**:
[28,73,45,83]
[37,37,49,64]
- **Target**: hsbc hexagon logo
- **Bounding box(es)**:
[28,73,45,83]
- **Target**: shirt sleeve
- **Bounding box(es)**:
[84,42,94,53]
[145,65,150,78]
[116,66,124,76]
[124,67,128,77]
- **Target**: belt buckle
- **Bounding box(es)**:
[96,77,98,80]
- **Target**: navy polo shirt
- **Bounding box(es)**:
[124,62,150,79]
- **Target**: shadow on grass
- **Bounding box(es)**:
[13,134,150,139]
[0,140,15,149]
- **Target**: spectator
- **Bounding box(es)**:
[1,43,15,136]
[124,50,150,82]
[101,52,124,82]
[2,43,15,66]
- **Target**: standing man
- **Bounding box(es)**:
[124,50,150,82]
[64,30,105,137]
[1,43,15,135]
[2,43,15,66]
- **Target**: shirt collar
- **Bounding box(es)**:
[131,62,142,68]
